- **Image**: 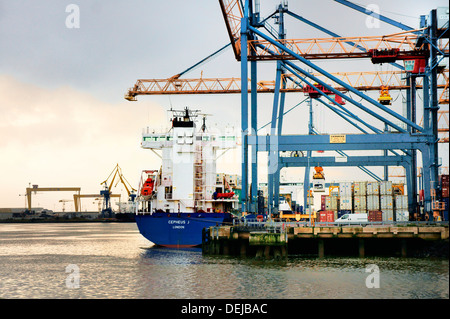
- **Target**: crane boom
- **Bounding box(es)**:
[125,70,448,99]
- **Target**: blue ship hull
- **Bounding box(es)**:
[135,212,232,247]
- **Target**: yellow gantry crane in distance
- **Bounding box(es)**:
[25,186,81,211]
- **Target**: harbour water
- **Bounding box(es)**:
[0,222,448,299]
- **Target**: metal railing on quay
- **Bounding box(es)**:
[231,218,448,230]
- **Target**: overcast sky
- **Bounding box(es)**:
[0,0,448,211]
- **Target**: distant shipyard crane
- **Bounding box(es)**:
[100,164,137,217]
[25,185,81,211]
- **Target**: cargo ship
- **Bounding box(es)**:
[135,108,239,247]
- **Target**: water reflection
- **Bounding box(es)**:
[0,223,448,299]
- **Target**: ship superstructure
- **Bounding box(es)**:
[135,108,239,247]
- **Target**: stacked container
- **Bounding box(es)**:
[354,195,367,214]
[368,210,383,222]
[321,195,327,211]
[353,181,367,196]
[339,182,352,211]
[394,195,409,221]
[319,211,335,222]
[440,174,449,221]
[441,174,449,198]
[380,181,393,222]
[326,195,339,211]
[367,181,380,196]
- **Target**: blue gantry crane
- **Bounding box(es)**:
[125,1,449,222]
[219,0,448,221]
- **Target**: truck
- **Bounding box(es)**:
[334,213,368,225]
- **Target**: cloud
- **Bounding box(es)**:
[0,75,166,210]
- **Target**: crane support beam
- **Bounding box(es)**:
[248,133,433,152]
[280,155,410,168]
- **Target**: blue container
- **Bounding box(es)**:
[443,198,449,221]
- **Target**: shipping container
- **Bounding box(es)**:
[382,209,394,222]
[353,181,367,196]
[321,195,328,211]
[395,210,409,222]
[367,182,380,195]
[319,211,335,222]
[368,210,383,222]
[380,181,393,195]
[354,195,367,210]
[442,186,449,198]
[440,174,449,184]
[339,182,352,197]
[395,195,408,209]
[380,195,394,209]
[443,198,449,221]
[367,195,380,211]
[339,196,352,210]
[354,209,367,214]
[329,211,336,222]
[326,196,339,211]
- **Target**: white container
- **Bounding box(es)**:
[353,182,367,196]
[326,196,339,210]
[355,209,367,214]
[395,195,408,209]
[395,210,409,222]
[382,209,394,222]
[367,182,380,195]
[354,195,367,210]
[380,181,393,195]
[381,195,393,209]
[367,195,380,211]
[339,196,352,210]
[339,182,352,197]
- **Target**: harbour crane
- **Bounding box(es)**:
[100,164,137,217]
[125,0,449,221]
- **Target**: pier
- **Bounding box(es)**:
[202,222,449,258]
